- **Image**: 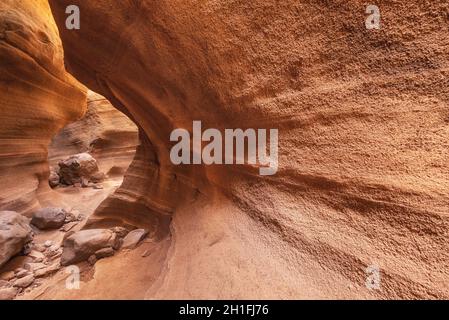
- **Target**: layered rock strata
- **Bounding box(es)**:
[0,0,86,215]
[36,0,449,299]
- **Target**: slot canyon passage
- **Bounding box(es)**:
[0,0,448,300]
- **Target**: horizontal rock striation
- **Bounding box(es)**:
[49,0,449,299]
[0,0,86,215]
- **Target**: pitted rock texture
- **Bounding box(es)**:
[0,0,445,300]
[47,0,449,299]
[50,0,449,298]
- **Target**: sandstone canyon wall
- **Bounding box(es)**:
[50,0,449,298]
[13,0,449,299]
[0,0,86,215]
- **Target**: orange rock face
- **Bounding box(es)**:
[2,0,447,299]
[0,0,86,215]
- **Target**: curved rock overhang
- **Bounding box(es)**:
[45,0,449,299]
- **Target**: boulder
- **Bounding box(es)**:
[58,153,100,185]
[0,211,32,268]
[61,229,120,266]
[0,287,18,300]
[121,229,149,249]
[31,208,67,230]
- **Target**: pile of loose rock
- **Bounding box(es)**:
[0,238,62,300]
[0,208,82,300]
[0,209,149,300]
[49,153,106,189]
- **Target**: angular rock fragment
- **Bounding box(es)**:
[58,153,100,185]
[0,211,33,268]
[31,208,67,230]
[121,229,149,249]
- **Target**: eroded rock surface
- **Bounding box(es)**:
[48,0,449,299]
[0,0,447,300]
